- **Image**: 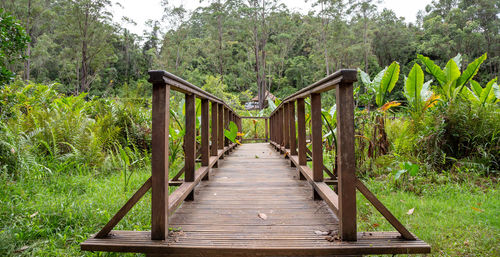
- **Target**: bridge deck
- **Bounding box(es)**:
[81,143,430,256]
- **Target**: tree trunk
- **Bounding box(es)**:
[80,5,89,92]
[24,0,31,81]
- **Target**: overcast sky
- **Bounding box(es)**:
[112,0,432,35]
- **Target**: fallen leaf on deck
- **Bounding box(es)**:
[30,212,38,218]
[471,207,484,212]
[314,230,329,235]
[258,213,267,220]
[255,155,259,158]
[406,208,414,215]
[324,235,340,242]
[14,246,29,253]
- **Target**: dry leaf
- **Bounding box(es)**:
[372,223,380,228]
[314,230,329,235]
[324,235,340,242]
[14,246,29,253]
[30,212,38,218]
[406,208,414,215]
[258,213,267,220]
[471,207,484,212]
[464,240,469,246]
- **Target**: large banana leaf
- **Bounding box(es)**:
[376,61,400,106]
[404,63,425,107]
[443,59,460,99]
[456,53,487,89]
[417,54,446,86]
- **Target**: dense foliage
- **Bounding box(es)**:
[0,0,498,99]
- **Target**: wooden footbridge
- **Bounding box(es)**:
[81,70,430,256]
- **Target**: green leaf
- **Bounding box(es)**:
[452,53,462,68]
[377,61,400,106]
[480,78,498,105]
[224,121,238,143]
[470,80,482,97]
[404,63,424,105]
[370,67,386,94]
[443,59,460,98]
[417,54,446,86]
[358,68,371,86]
[456,53,487,88]
[394,169,406,180]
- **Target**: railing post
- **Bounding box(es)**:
[184,93,196,201]
[265,118,269,142]
[311,93,323,184]
[150,74,170,240]
[210,101,218,168]
[218,104,224,159]
[283,103,290,150]
[201,99,210,181]
[237,117,242,142]
[336,82,357,241]
[224,107,229,147]
[279,108,283,151]
[289,101,297,156]
[297,98,307,166]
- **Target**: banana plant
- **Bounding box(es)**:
[417,53,487,102]
[463,78,499,106]
[403,63,439,119]
[224,121,241,145]
[358,61,400,108]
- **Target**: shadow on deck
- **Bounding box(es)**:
[82,143,430,256]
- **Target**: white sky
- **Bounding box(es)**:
[112,0,432,35]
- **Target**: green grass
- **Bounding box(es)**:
[0,168,498,256]
[357,177,499,256]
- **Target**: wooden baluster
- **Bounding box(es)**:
[289,101,297,156]
[297,98,307,167]
[284,103,290,150]
[265,118,269,142]
[150,76,170,240]
[278,109,283,151]
[237,117,242,143]
[218,104,224,159]
[224,107,229,147]
[210,102,218,168]
[201,99,209,181]
[311,93,323,201]
[184,93,196,201]
[336,82,357,241]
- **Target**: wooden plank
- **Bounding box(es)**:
[201,99,209,166]
[310,93,323,183]
[95,177,152,238]
[336,82,357,241]
[288,101,297,155]
[151,82,170,240]
[355,178,416,240]
[210,102,218,156]
[82,231,430,255]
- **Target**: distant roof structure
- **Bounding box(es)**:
[251,90,276,102]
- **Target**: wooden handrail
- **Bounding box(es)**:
[149,70,241,118]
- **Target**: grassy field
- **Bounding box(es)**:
[0,165,498,256]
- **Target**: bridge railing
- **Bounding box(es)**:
[147,70,242,240]
[269,69,358,241]
[91,70,241,240]
[268,69,417,242]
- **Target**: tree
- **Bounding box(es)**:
[0,9,30,85]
